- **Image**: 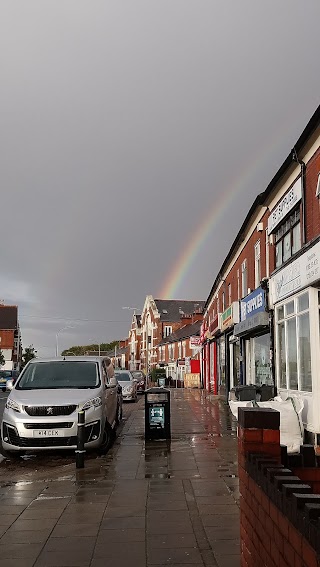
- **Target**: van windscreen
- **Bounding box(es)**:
[16,362,100,390]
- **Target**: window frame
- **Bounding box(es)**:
[275,289,315,393]
[255,240,261,289]
[241,260,247,298]
[275,207,301,268]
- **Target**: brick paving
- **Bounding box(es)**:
[0,390,240,566]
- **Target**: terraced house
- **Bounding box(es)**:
[140,296,204,375]
[202,103,320,447]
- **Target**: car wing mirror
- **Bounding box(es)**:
[6,379,14,391]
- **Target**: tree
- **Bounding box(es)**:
[61,340,119,356]
[21,345,37,368]
[0,350,5,368]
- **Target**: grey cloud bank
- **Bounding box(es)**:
[1,1,320,355]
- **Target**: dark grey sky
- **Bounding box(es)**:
[1,1,320,355]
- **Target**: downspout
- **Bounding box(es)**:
[292,147,306,245]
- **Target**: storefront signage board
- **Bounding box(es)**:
[221,306,232,331]
[267,177,302,235]
[184,373,201,388]
[190,336,201,348]
[240,287,266,321]
[270,240,320,305]
[234,311,269,337]
[221,302,239,332]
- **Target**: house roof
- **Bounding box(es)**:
[204,103,320,310]
[154,299,205,322]
[0,306,18,330]
[159,321,201,345]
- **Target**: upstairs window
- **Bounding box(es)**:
[255,240,261,288]
[275,209,301,268]
[241,260,247,298]
[228,283,231,306]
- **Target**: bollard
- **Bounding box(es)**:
[75,410,86,468]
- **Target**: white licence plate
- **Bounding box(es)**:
[33,429,65,438]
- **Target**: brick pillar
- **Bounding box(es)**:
[238,407,281,567]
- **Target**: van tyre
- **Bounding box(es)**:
[0,440,21,460]
[98,423,115,455]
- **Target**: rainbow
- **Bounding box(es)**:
[159,115,300,299]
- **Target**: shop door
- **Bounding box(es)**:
[229,340,241,389]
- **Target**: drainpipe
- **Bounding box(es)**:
[291,147,306,245]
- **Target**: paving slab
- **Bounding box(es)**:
[0,390,240,567]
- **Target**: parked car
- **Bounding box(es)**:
[0,370,19,392]
[1,356,122,457]
[131,371,146,393]
[115,370,138,402]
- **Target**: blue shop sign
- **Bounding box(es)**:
[240,287,266,321]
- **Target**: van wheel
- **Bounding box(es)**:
[98,423,114,455]
[0,440,21,460]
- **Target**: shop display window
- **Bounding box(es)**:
[246,333,271,386]
[276,291,312,392]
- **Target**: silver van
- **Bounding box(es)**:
[1,356,122,457]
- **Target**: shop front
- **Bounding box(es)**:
[219,303,240,398]
[234,286,271,388]
[207,315,220,394]
[270,239,320,441]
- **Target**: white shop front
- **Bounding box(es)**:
[270,239,320,442]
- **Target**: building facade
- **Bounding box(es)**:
[202,103,320,445]
[0,304,21,371]
[140,296,204,375]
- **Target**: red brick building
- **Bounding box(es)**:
[128,313,142,370]
[0,304,21,370]
[140,296,204,375]
[202,104,320,446]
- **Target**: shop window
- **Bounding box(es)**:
[275,209,301,268]
[246,333,271,387]
[255,240,261,288]
[276,291,311,392]
[241,260,247,298]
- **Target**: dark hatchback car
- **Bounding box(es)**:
[131,371,146,393]
[0,370,19,392]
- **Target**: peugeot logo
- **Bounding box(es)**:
[47,407,53,415]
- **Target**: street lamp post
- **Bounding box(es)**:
[55,326,74,357]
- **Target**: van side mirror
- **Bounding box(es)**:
[6,380,14,391]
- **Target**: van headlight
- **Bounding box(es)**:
[5,399,21,413]
[82,397,102,411]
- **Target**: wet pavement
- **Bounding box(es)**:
[0,390,240,566]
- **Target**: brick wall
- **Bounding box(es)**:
[0,330,14,349]
[238,407,320,567]
[305,147,320,242]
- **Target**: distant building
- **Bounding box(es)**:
[0,304,22,370]
[140,296,204,374]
